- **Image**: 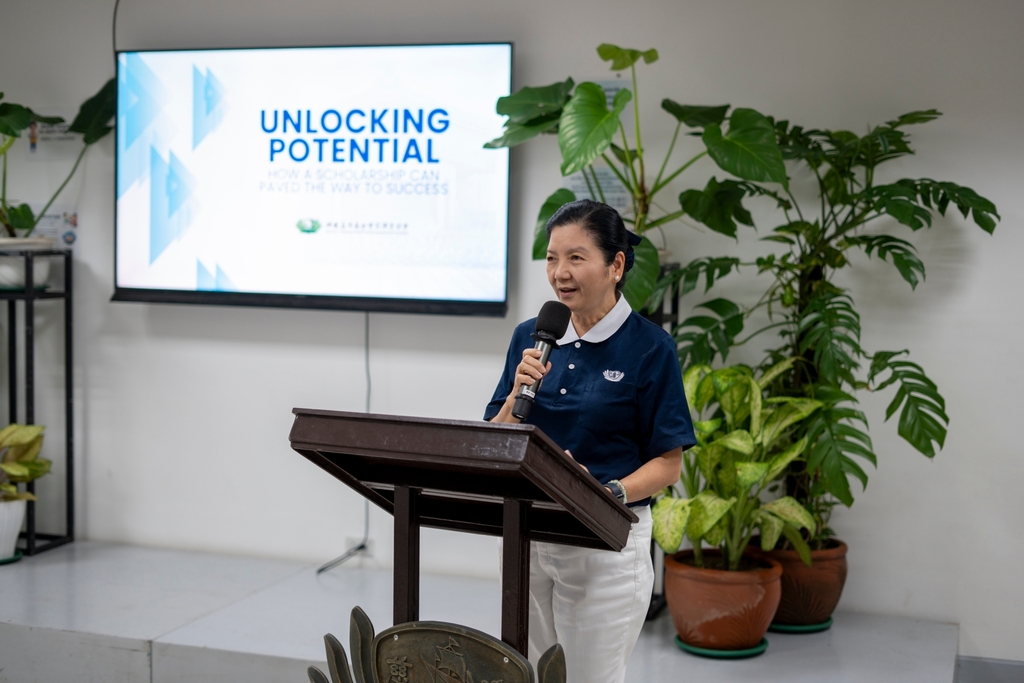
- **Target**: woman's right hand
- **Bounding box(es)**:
[491,348,552,423]
[511,347,551,399]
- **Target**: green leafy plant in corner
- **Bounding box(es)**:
[0,78,115,237]
[0,424,49,502]
[651,359,820,570]
[484,44,786,330]
[693,110,1000,546]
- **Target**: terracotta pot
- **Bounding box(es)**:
[663,549,782,650]
[766,539,848,625]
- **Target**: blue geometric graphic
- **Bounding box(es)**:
[197,261,236,291]
[192,66,225,149]
[149,147,197,264]
[118,53,164,198]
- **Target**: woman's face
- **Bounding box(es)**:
[546,223,624,316]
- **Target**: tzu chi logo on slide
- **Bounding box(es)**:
[603,370,625,382]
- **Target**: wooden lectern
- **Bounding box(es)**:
[289,409,637,657]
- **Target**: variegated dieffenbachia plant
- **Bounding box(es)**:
[652,359,821,570]
[0,424,49,502]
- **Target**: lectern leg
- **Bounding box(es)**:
[501,498,531,657]
[393,485,420,624]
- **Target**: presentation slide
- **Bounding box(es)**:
[115,44,511,304]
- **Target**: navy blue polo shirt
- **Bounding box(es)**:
[484,296,696,506]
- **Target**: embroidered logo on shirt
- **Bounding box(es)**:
[603,370,625,382]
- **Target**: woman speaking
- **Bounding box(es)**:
[485,199,696,683]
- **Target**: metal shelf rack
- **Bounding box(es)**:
[0,248,73,555]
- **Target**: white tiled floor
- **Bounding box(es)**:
[0,541,958,683]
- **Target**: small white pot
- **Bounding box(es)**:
[0,237,55,289]
[0,499,26,559]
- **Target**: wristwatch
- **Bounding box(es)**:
[606,479,627,504]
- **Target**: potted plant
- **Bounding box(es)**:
[651,359,820,655]
[484,43,785,310]
[0,424,50,562]
[671,111,1000,628]
[0,79,115,287]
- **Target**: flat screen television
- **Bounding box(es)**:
[114,43,511,316]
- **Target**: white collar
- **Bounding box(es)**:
[558,294,632,345]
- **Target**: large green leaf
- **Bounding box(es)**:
[596,44,658,70]
[798,292,863,386]
[679,177,755,239]
[712,367,752,428]
[869,183,934,231]
[674,298,744,367]
[661,101,729,128]
[736,461,769,489]
[764,437,808,482]
[755,510,785,550]
[712,429,754,456]
[558,83,632,176]
[2,457,50,482]
[692,419,721,446]
[686,491,734,540]
[496,78,574,125]
[761,496,815,530]
[0,462,29,478]
[888,178,1000,235]
[484,117,560,149]
[652,496,691,553]
[0,424,44,450]
[844,235,925,289]
[682,364,712,410]
[757,357,797,390]
[805,404,875,506]
[747,377,763,439]
[621,235,659,311]
[703,108,788,188]
[647,256,741,312]
[780,523,812,566]
[532,188,576,259]
[869,351,948,457]
[5,204,36,233]
[0,99,64,138]
[759,398,822,451]
[5,435,43,463]
[885,109,942,128]
[68,78,116,145]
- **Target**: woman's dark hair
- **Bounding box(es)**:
[545,198,640,291]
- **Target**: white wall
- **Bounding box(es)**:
[1,0,1021,662]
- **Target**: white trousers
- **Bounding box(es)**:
[519,506,654,683]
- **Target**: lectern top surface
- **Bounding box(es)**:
[290,408,637,551]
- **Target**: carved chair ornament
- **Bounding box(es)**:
[307,607,567,683]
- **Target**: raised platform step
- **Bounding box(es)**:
[0,542,958,682]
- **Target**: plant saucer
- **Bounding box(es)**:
[0,550,23,565]
[675,636,768,659]
[769,617,833,633]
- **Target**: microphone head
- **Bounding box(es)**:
[536,301,572,339]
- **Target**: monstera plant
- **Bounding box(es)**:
[0,78,115,237]
[669,111,1001,544]
[652,359,820,569]
[484,43,787,310]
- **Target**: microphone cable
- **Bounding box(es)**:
[317,310,372,574]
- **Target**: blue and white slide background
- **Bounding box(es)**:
[116,44,511,302]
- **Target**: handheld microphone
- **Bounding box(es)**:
[512,301,572,421]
